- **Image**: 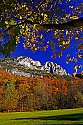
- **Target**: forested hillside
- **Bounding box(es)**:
[0,68,83,112]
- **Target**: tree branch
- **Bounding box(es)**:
[3,16,83,33]
[40,17,83,30]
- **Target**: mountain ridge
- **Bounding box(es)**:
[0,56,67,77]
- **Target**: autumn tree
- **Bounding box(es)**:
[0,0,83,68]
[0,71,83,111]
[2,79,18,112]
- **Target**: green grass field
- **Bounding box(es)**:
[0,108,83,125]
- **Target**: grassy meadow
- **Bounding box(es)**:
[0,108,83,125]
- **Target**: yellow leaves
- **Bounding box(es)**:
[26,7,28,10]
[20,16,22,19]
[54,31,58,36]
[71,16,78,20]
[41,13,48,22]
[5,20,16,25]
[62,17,66,21]
[44,14,47,18]
[20,29,24,34]
[33,24,42,30]
[66,57,78,64]
[66,30,69,35]
[75,37,79,40]
[10,20,16,25]
[34,47,38,51]
[16,36,20,45]
[66,61,69,64]
[66,14,70,18]
[22,25,25,29]
[73,64,78,70]
[81,71,83,75]
[22,4,26,8]
[62,41,66,45]
[80,27,83,31]
[40,34,43,39]
[44,14,47,21]
[23,40,32,49]
[31,46,38,52]
[55,19,58,24]
[33,24,37,29]
[5,21,8,25]
[78,54,82,58]
[40,46,48,51]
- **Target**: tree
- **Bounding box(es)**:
[2,79,18,112]
[0,0,83,67]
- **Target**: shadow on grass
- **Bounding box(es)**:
[13,113,83,121]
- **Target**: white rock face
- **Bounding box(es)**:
[32,61,41,67]
[14,56,42,69]
[0,56,67,77]
[43,62,67,75]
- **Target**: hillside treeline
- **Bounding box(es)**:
[0,68,83,112]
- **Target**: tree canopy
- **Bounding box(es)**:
[0,0,83,69]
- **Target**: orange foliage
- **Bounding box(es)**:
[0,67,83,111]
